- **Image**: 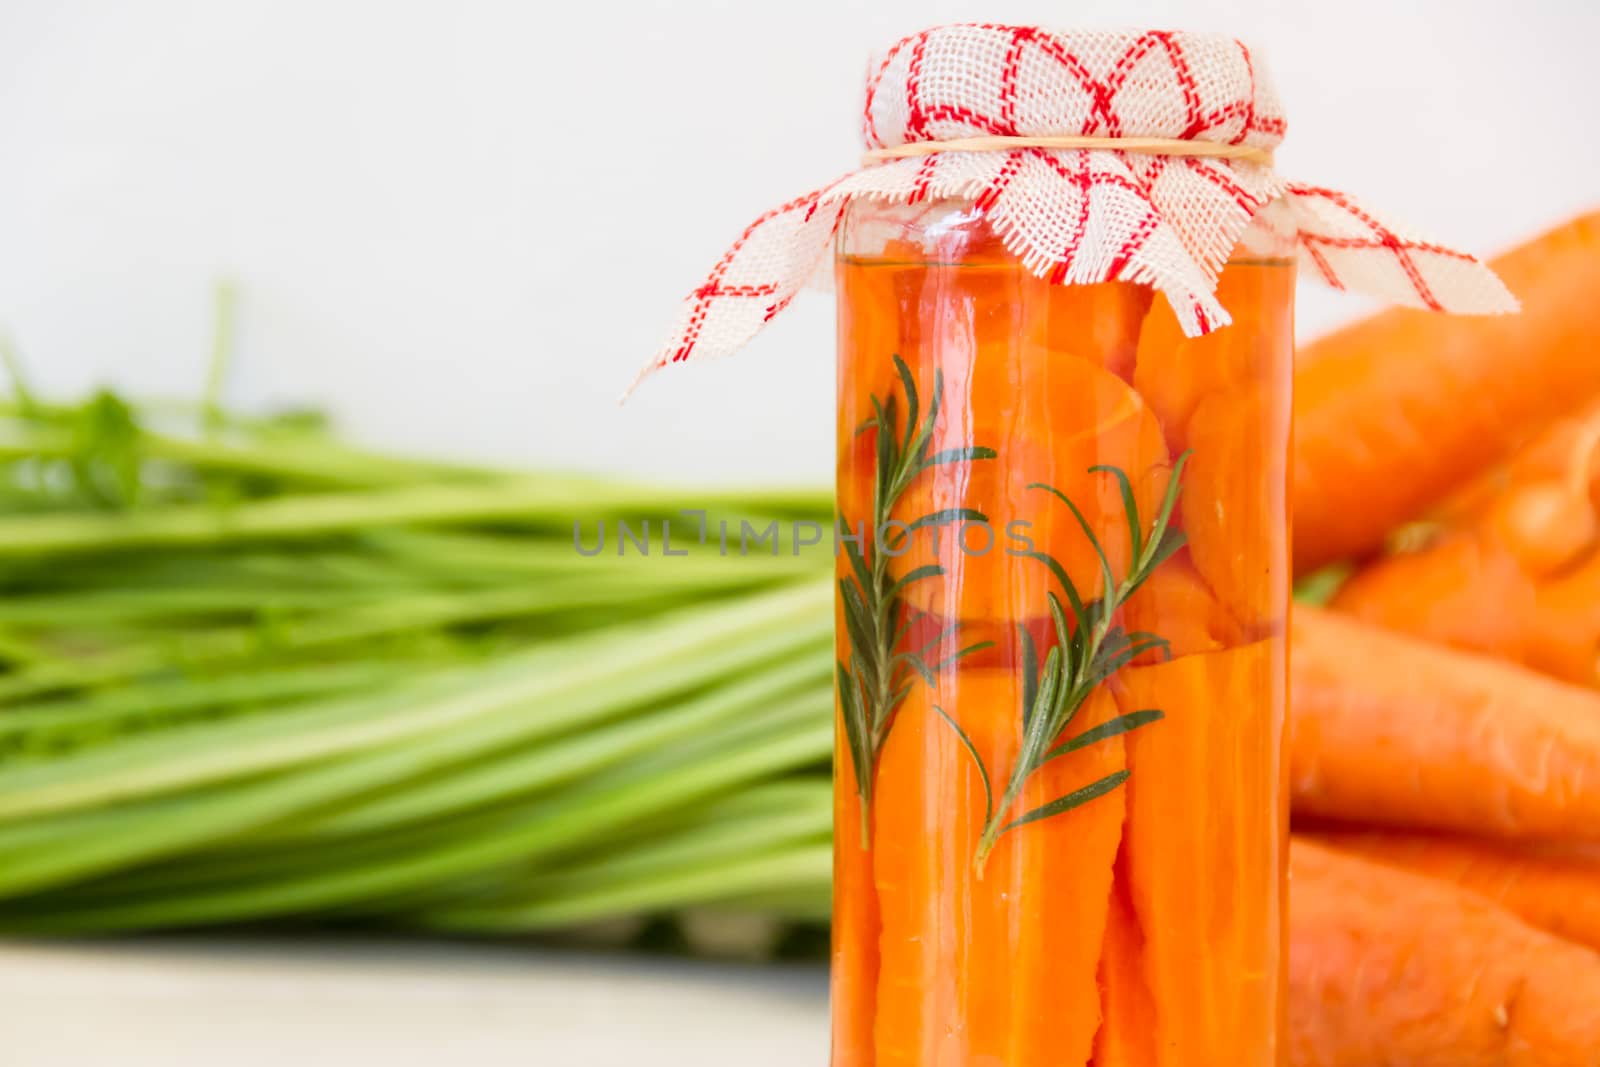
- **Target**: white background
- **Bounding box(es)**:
[3,0,1597,486]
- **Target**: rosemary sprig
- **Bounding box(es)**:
[939,452,1192,869]
[836,355,996,836]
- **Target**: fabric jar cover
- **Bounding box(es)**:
[631,24,1516,393]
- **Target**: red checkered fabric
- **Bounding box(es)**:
[631,24,1515,394]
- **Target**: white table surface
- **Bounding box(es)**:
[0,938,829,1066]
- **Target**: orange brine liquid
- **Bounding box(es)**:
[831,205,1292,1067]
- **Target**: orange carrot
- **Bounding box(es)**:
[831,697,878,1067]
[1119,548,1243,662]
[1329,404,1600,686]
[870,680,964,1067]
[839,255,1172,624]
[1092,858,1159,1067]
[1290,606,1600,840]
[1133,260,1295,452]
[1489,483,1600,577]
[1529,551,1600,684]
[965,686,1124,1066]
[1327,531,1544,672]
[1025,276,1152,381]
[1433,396,1600,526]
[1305,829,1600,954]
[1181,385,1292,631]
[1329,527,1600,688]
[1294,210,1600,574]
[872,672,1124,1067]
[1112,639,1286,1067]
[1289,837,1600,1067]
[895,353,1169,620]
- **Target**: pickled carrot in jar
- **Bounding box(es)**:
[890,352,1170,620]
[1132,259,1296,451]
[1111,639,1288,1066]
[831,691,879,1067]
[872,671,1125,1067]
[833,196,1292,1067]
[1023,274,1154,381]
[1182,384,1293,635]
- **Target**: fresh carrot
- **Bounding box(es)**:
[1326,532,1544,673]
[1433,397,1600,527]
[1294,210,1600,574]
[1329,403,1600,686]
[1328,527,1600,688]
[1290,606,1600,840]
[1112,639,1286,1067]
[872,672,1124,1067]
[1528,551,1600,684]
[1305,829,1600,954]
[1488,482,1600,578]
[1289,837,1600,1067]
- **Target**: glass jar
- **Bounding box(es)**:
[831,197,1293,1066]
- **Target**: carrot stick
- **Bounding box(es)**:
[1112,639,1285,1066]
[831,695,878,1067]
[1304,829,1600,954]
[1290,606,1600,840]
[1293,210,1600,574]
[966,686,1124,1067]
[1181,385,1292,631]
[1289,837,1600,1067]
[872,672,1124,1067]
[1092,853,1160,1067]
[870,679,964,1067]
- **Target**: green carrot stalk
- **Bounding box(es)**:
[0,661,406,748]
[425,843,832,932]
[0,478,832,559]
[363,528,825,581]
[0,696,832,932]
[0,580,830,822]
[266,658,831,844]
[0,660,830,901]
[417,780,830,925]
[0,585,401,625]
[0,571,826,705]
[13,671,832,907]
